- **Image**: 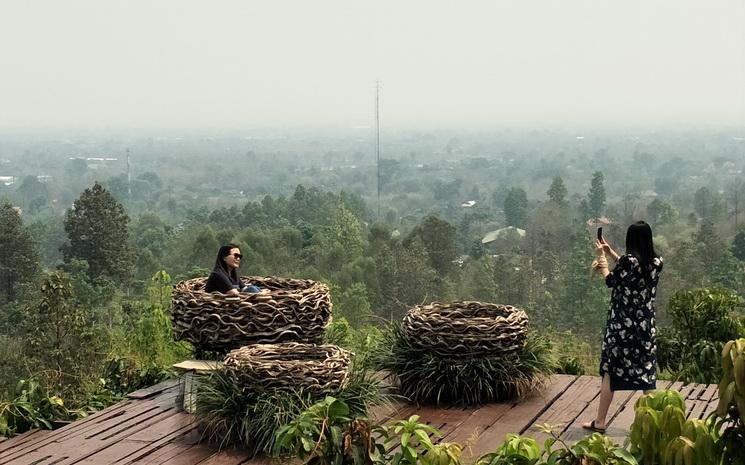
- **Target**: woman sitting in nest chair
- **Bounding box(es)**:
[205,244,267,295]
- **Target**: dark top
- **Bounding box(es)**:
[600,253,663,391]
[205,268,241,293]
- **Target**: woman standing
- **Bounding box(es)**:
[584,221,663,433]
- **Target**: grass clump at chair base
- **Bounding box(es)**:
[376,301,555,405]
[195,343,392,455]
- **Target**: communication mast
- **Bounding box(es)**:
[126,148,132,200]
[376,81,381,220]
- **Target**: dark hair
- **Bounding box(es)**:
[213,243,240,284]
[625,221,657,282]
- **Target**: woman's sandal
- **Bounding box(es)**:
[582,420,606,433]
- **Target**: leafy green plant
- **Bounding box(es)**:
[0,379,70,437]
[275,397,378,465]
[543,431,637,465]
[376,414,462,465]
[628,390,687,464]
[715,338,745,465]
[275,400,461,465]
[474,433,542,465]
[375,323,554,405]
[475,426,637,465]
[628,389,723,465]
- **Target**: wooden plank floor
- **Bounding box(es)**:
[0,375,720,465]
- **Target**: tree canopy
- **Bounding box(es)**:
[62,182,133,281]
[0,203,41,301]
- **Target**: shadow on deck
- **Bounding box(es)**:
[0,375,719,464]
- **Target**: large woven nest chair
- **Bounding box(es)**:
[380,300,550,404]
[403,301,529,355]
[171,276,332,352]
[224,342,353,394]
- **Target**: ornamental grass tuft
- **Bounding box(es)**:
[375,322,555,405]
[195,363,393,455]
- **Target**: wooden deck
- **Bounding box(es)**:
[0,375,719,464]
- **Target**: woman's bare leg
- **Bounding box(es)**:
[584,374,613,430]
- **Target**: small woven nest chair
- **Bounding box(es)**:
[403,301,529,355]
[171,276,332,352]
[224,342,353,394]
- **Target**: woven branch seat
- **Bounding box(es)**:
[171,276,332,352]
[224,342,352,394]
[403,301,529,355]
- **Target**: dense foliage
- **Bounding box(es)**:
[657,288,744,383]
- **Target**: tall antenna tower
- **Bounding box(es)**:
[375,81,381,220]
[126,148,132,200]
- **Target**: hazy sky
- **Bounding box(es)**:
[1,0,744,130]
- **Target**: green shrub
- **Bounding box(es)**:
[556,355,585,376]
[325,318,386,369]
[106,271,192,394]
[657,288,744,384]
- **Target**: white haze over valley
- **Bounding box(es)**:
[0,0,744,132]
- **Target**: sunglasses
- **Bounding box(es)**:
[232,253,243,259]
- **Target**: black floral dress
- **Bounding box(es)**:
[600,253,663,391]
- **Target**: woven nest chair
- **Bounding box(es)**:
[171,276,332,353]
[403,301,529,355]
[224,342,352,394]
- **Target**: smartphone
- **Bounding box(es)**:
[597,227,603,242]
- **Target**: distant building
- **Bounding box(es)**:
[461,200,476,208]
[12,206,22,216]
[482,226,526,244]
[0,175,15,186]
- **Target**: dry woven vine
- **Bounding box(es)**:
[223,342,352,393]
[403,301,529,355]
[171,276,332,352]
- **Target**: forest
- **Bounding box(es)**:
[1,127,744,442]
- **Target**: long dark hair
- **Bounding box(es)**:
[213,243,240,284]
[625,221,658,281]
